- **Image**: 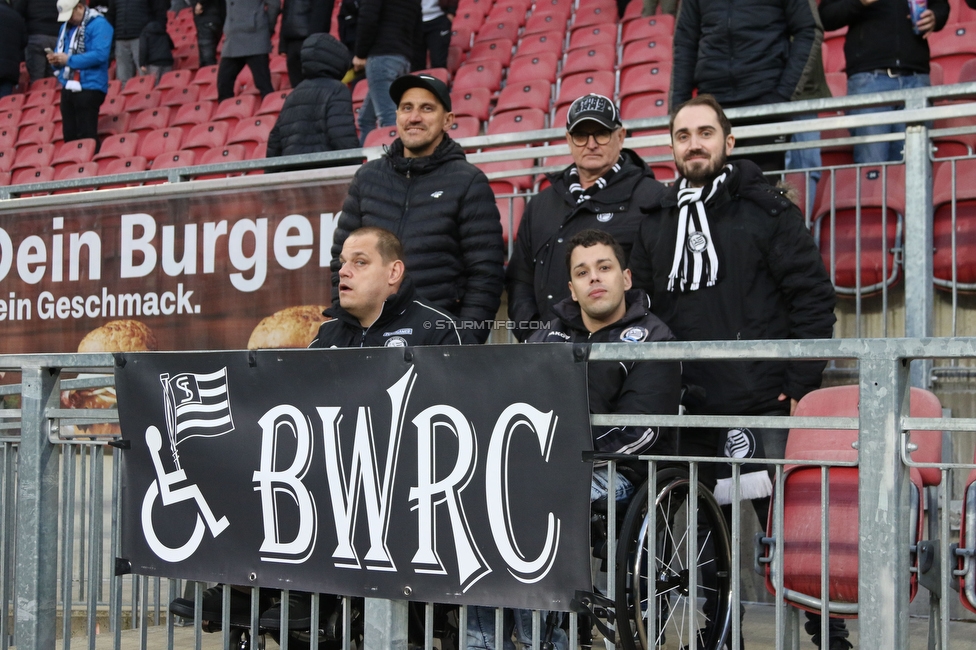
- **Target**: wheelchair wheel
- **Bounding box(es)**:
[614,468,732,650]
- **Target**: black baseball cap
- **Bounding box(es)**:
[389,74,453,112]
[566,93,623,131]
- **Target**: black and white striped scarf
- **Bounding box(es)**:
[567,154,624,205]
[55,7,96,86]
[666,164,731,292]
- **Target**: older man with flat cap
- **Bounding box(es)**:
[331,73,505,343]
[506,93,667,341]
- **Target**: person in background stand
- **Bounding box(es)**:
[15,0,60,84]
[138,19,174,83]
[216,0,279,101]
[278,0,333,88]
[784,41,831,214]
[193,0,225,67]
[0,0,27,98]
[107,0,166,84]
[411,0,454,71]
[49,0,113,145]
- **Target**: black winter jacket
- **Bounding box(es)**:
[139,21,174,67]
[266,33,359,157]
[528,290,681,456]
[332,136,505,342]
[0,3,27,84]
[506,149,666,341]
[194,0,225,24]
[629,160,836,415]
[354,0,419,59]
[108,0,167,40]
[309,276,473,347]
[280,0,333,41]
[15,0,59,37]
[820,0,949,76]
[670,0,822,108]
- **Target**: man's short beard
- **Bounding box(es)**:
[678,152,728,186]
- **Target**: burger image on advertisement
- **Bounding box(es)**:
[247,305,329,349]
[62,320,159,436]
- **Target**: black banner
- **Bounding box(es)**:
[115,345,593,610]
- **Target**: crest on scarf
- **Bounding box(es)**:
[686,231,709,253]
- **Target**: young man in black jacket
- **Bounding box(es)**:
[332,74,505,344]
[311,226,473,348]
[629,95,844,650]
[506,93,667,341]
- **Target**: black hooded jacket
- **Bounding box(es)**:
[332,136,505,342]
[528,289,681,456]
[280,0,333,41]
[506,148,666,341]
[15,0,60,36]
[628,160,837,416]
[266,33,359,157]
[308,276,473,348]
[108,0,167,40]
[353,0,419,59]
[0,2,27,84]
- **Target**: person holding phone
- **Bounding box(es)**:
[47,0,113,145]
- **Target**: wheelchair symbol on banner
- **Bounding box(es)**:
[141,369,235,562]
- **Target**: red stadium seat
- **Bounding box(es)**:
[621,14,675,44]
[555,71,616,115]
[51,138,96,170]
[156,69,194,90]
[466,38,514,67]
[352,78,370,106]
[97,112,131,137]
[450,25,475,53]
[517,31,566,57]
[0,127,15,150]
[54,162,99,190]
[452,60,504,94]
[182,121,230,154]
[825,72,846,97]
[493,0,532,14]
[823,33,847,73]
[121,74,155,96]
[28,77,58,93]
[451,88,493,122]
[105,78,123,100]
[150,149,196,171]
[0,149,15,173]
[620,36,673,67]
[23,90,59,109]
[535,0,573,20]
[212,95,258,123]
[99,94,126,116]
[620,92,669,120]
[0,171,10,186]
[363,126,399,148]
[951,0,976,23]
[448,44,464,72]
[124,90,162,113]
[932,158,976,288]
[0,94,25,111]
[456,0,492,17]
[562,45,617,77]
[453,9,488,35]
[94,132,141,162]
[98,155,149,177]
[198,144,247,165]
[494,80,553,114]
[416,68,451,85]
[490,180,525,244]
[573,3,618,28]
[478,147,536,190]
[160,85,200,107]
[622,0,643,19]
[508,52,560,85]
[12,143,55,173]
[17,123,56,146]
[257,90,291,115]
[138,127,185,161]
[486,3,528,27]
[129,107,172,133]
[929,22,976,85]
[618,61,672,102]
[0,110,21,129]
[488,107,546,134]
[10,166,55,187]
[171,101,216,127]
[568,24,617,50]
[20,105,58,126]
[192,65,220,86]
[632,143,677,181]
[226,116,275,157]
[448,116,481,139]
[523,11,568,37]
[474,15,520,44]
[196,82,218,101]
[813,165,905,294]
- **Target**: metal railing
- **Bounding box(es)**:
[2,337,976,649]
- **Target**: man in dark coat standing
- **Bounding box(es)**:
[266,33,360,157]
[14,0,59,83]
[332,73,505,343]
[506,93,666,341]
[107,0,167,83]
[193,0,224,67]
[217,0,279,101]
[278,0,333,88]
[0,0,27,97]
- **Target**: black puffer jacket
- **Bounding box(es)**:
[628,160,837,416]
[528,290,680,456]
[819,0,949,76]
[107,0,167,40]
[309,276,473,347]
[332,136,505,342]
[0,3,27,84]
[266,33,359,157]
[506,148,666,341]
[354,0,419,59]
[280,0,333,40]
[670,0,821,108]
[15,0,59,37]
[139,21,174,67]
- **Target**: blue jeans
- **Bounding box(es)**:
[846,70,930,164]
[358,54,410,144]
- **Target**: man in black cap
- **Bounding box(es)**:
[331,73,505,343]
[505,93,666,341]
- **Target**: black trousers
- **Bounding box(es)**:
[281,37,305,89]
[60,89,105,143]
[195,17,223,67]
[216,53,274,102]
[411,14,452,71]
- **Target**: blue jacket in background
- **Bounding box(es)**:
[56,13,113,94]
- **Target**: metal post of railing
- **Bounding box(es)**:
[363,597,409,649]
[903,97,934,389]
[857,356,911,649]
[14,365,60,650]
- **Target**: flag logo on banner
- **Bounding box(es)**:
[160,368,235,465]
